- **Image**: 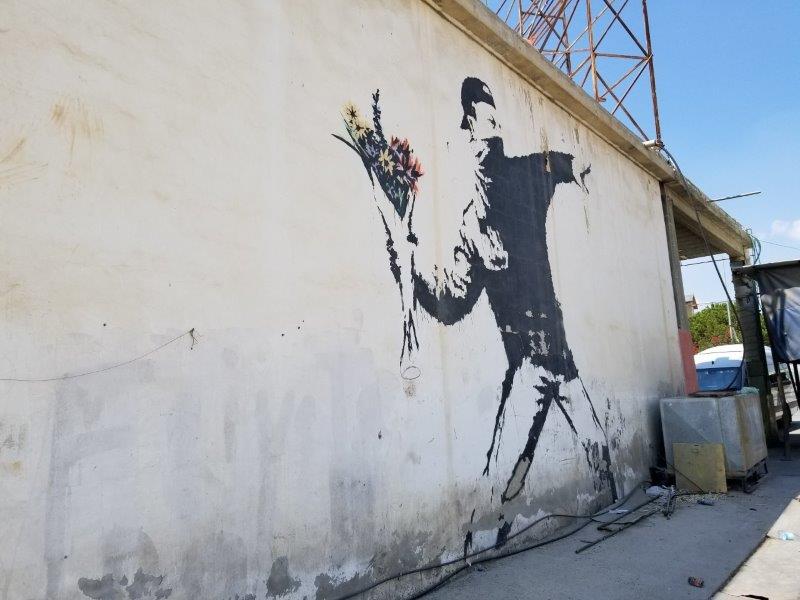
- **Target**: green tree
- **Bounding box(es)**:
[689,302,770,353]
[689,303,739,352]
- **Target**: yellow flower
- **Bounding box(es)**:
[378,148,394,173]
[352,117,372,141]
[342,102,359,126]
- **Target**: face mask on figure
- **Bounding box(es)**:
[460,77,501,153]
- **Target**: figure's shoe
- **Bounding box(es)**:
[495,520,512,548]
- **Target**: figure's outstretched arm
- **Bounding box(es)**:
[547,151,591,193]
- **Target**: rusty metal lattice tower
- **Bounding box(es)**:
[485,0,662,143]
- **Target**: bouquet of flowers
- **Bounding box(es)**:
[337,91,424,219]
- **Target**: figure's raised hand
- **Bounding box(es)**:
[578,164,591,194]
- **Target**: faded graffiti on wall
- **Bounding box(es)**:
[335,78,617,543]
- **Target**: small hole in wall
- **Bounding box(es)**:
[102,323,107,327]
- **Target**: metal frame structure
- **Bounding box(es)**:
[484,0,662,143]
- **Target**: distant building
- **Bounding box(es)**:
[686,294,699,318]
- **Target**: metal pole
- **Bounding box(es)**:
[710,191,762,203]
[793,363,800,399]
[726,301,735,343]
[641,0,662,143]
[560,0,572,76]
[775,366,791,460]
[586,0,600,101]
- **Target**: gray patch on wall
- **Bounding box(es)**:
[178,530,247,598]
[314,571,373,600]
[77,568,172,599]
[314,531,428,599]
[266,556,300,597]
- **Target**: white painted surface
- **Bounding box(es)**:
[0,1,683,598]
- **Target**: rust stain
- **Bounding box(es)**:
[0,282,21,298]
[0,461,22,475]
[0,276,30,315]
[50,97,104,157]
[51,102,66,126]
[59,41,112,71]
[0,138,25,164]
[0,137,44,188]
[0,163,45,189]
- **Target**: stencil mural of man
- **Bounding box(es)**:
[335,77,617,544]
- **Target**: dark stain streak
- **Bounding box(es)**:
[77,574,121,600]
[314,532,429,599]
[126,569,171,599]
[266,557,301,598]
[314,572,372,600]
[78,569,172,600]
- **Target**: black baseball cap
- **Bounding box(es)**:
[460,77,495,129]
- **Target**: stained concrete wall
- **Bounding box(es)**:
[0,1,683,598]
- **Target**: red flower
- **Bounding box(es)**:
[390,137,425,192]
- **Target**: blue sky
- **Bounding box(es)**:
[646,2,800,304]
[485,1,800,305]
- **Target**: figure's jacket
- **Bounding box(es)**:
[413,137,579,380]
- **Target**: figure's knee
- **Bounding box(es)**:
[501,456,531,503]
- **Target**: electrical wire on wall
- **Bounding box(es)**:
[0,329,197,383]
[748,229,762,264]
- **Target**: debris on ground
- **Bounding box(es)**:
[661,486,677,518]
[674,492,723,506]
[776,530,795,541]
[687,576,704,588]
[645,485,668,497]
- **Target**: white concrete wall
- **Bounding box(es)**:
[0,1,683,598]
